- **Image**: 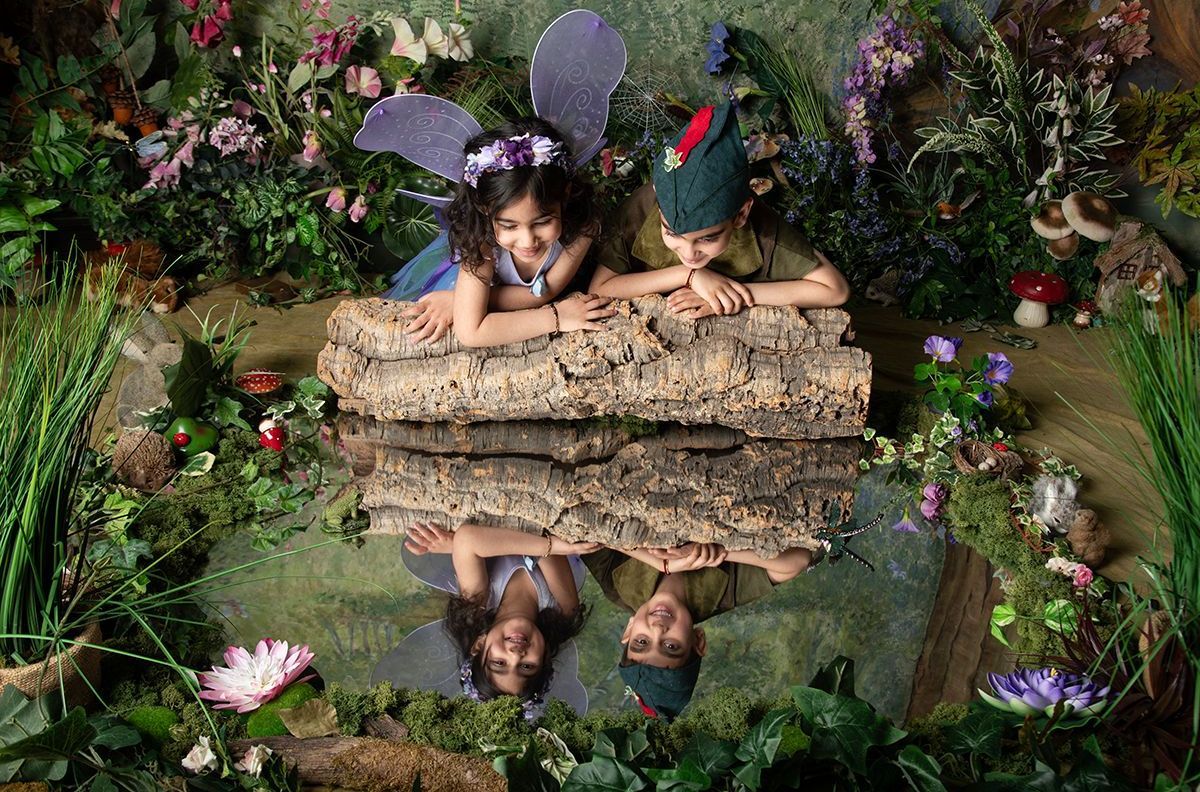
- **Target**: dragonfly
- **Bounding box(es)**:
[814,501,884,572]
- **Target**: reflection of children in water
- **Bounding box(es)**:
[405,522,598,709]
[583,543,818,720]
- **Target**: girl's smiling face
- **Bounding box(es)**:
[474,615,546,696]
[491,192,563,266]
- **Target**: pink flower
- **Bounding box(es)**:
[213,0,233,22]
[232,45,242,58]
[190,16,224,48]
[174,140,195,167]
[268,61,278,74]
[1072,565,1094,588]
[232,99,254,118]
[301,129,321,163]
[196,639,316,713]
[179,0,201,10]
[144,156,181,190]
[325,187,346,212]
[344,65,381,98]
[348,194,368,222]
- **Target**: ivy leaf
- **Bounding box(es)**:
[680,733,736,778]
[214,396,253,431]
[894,745,946,792]
[644,757,710,791]
[563,756,648,792]
[179,452,216,477]
[791,686,905,774]
[944,708,1005,760]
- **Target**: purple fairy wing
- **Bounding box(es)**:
[395,188,453,210]
[354,94,483,198]
[530,10,627,167]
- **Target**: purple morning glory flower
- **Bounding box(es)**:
[979,668,1109,718]
[923,335,962,362]
[892,509,920,533]
[983,352,1014,385]
[976,390,994,407]
[705,21,731,74]
[710,20,730,43]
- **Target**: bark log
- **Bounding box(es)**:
[344,416,860,556]
[227,735,505,792]
[319,296,871,440]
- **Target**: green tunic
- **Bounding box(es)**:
[582,549,776,623]
[597,184,820,283]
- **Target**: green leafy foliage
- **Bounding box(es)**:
[1121,83,1200,218]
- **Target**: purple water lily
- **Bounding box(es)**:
[979,668,1109,718]
[983,352,1014,385]
[923,335,962,363]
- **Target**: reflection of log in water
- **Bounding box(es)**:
[319,296,871,439]
[342,416,860,556]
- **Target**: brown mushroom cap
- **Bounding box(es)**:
[1010,270,1069,304]
[1047,232,1079,260]
[1031,200,1073,240]
[1061,191,1116,242]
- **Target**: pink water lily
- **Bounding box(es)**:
[344,65,382,98]
[197,639,315,713]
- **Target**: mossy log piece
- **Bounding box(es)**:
[227,735,504,792]
[350,416,860,555]
[318,296,871,439]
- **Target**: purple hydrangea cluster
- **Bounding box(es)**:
[462,133,567,187]
[842,15,925,165]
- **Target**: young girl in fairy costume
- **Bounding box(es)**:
[401,521,598,712]
[354,10,627,347]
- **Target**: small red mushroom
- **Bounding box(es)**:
[235,369,284,395]
[259,426,285,452]
[1010,271,1069,328]
[1072,300,1099,330]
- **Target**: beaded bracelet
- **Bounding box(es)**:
[548,303,560,334]
[543,533,554,557]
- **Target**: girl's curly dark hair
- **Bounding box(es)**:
[446,117,601,281]
[444,592,589,702]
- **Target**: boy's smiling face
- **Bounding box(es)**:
[657,196,754,270]
[621,590,707,669]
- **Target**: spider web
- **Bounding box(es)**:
[609,69,676,138]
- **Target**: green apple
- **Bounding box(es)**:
[166,417,218,457]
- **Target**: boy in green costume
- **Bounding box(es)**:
[583,542,818,720]
[590,102,850,317]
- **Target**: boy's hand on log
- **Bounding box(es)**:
[646,546,695,559]
[405,521,455,555]
[402,291,454,343]
[668,542,728,572]
[556,293,618,332]
[666,288,716,319]
[687,269,754,316]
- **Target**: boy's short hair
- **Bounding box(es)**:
[652,102,751,234]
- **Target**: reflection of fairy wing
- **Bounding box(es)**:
[400,543,588,593]
[381,230,459,301]
[530,10,627,166]
[371,620,589,716]
[354,95,482,205]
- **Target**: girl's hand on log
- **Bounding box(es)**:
[688,268,754,316]
[549,535,603,555]
[666,288,716,319]
[668,543,728,572]
[405,521,455,555]
[555,293,618,332]
[403,291,454,343]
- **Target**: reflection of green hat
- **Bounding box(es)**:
[653,102,750,234]
[620,656,700,722]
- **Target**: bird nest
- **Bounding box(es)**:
[952,439,1023,480]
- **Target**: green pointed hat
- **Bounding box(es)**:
[619,656,701,722]
[653,102,751,234]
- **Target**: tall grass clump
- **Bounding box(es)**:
[0,264,138,662]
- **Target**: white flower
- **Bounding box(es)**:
[529,134,557,161]
[234,744,273,777]
[421,18,449,59]
[389,17,428,64]
[1045,556,1074,575]
[447,22,473,62]
[182,736,218,774]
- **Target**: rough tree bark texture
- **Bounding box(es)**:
[343,415,860,556]
[319,296,871,439]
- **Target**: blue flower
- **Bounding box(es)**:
[983,352,1014,385]
[710,20,730,43]
[976,390,994,407]
[705,21,732,74]
[892,508,920,533]
[923,335,962,362]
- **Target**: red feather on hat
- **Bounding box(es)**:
[672,105,715,165]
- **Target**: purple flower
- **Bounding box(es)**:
[979,668,1109,718]
[892,508,920,533]
[976,390,994,407]
[919,482,948,521]
[705,20,731,74]
[923,335,962,362]
[983,352,1014,385]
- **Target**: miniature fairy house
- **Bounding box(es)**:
[1093,219,1187,312]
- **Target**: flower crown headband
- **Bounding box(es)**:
[462,132,571,187]
[459,656,547,721]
